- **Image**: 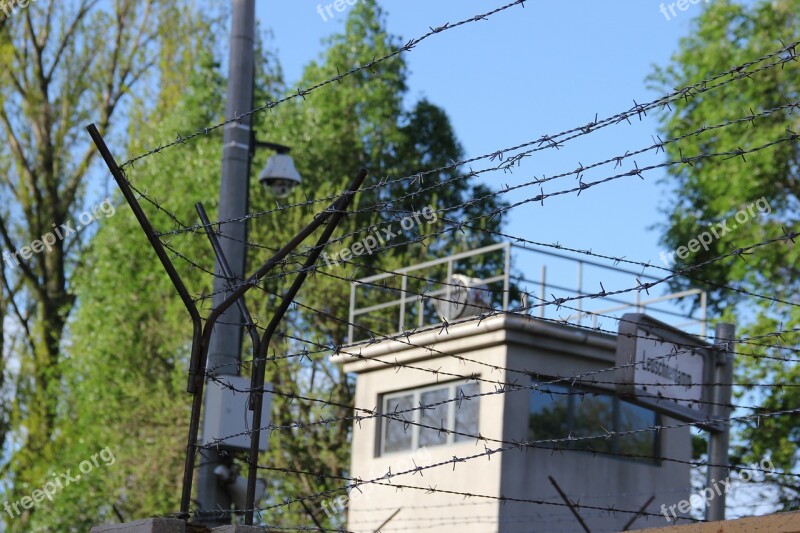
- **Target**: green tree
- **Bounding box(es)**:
[0,1,223,530]
[650,0,799,510]
[36,45,229,531]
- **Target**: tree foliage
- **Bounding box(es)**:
[0,1,223,530]
[650,0,799,510]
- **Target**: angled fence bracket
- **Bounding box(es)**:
[87,122,367,523]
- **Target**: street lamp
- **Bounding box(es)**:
[251,138,302,198]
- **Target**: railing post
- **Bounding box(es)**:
[348,282,356,344]
[399,275,407,334]
[445,256,454,318]
[700,291,708,337]
[503,242,511,311]
[539,265,546,318]
[576,260,583,326]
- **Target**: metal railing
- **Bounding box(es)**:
[348,242,511,344]
[347,243,707,344]
[513,245,707,335]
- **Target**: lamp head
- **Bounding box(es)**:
[258,152,302,198]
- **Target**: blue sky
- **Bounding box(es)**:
[257,0,742,327]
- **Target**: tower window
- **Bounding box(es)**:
[529,380,658,462]
[380,380,480,455]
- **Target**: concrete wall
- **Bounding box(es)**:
[498,317,692,532]
[340,332,508,533]
[335,315,693,533]
[90,519,264,532]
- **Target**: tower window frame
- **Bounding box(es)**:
[379,380,480,455]
[528,379,660,464]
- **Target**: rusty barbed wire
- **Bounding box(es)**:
[290,99,800,242]
[160,97,800,298]
[197,268,799,383]
[201,371,800,482]
[191,227,800,381]
[198,315,799,451]
[89,16,800,526]
[206,303,800,378]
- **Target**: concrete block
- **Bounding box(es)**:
[90,518,186,533]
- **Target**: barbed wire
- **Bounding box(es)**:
[200,367,800,463]
[290,101,800,245]
[90,10,800,525]
[179,127,799,313]
[147,40,799,237]
[472,227,800,322]
[319,260,800,361]
[198,260,800,383]
[198,310,800,451]
[201,372,800,483]
[191,270,798,489]
[211,311,800,381]
[207,224,800,362]
[194,237,800,381]
[249,468,698,524]
[279,227,798,348]
[203,407,797,520]
[161,98,800,318]
[119,0,529,170]
[147,150,800,354]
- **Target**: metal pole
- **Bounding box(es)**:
[548,476,590,533]
[197,0,255,525]
[196,203,261,356]
[705,322,735,522]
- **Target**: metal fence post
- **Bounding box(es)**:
[706,322,735,522]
